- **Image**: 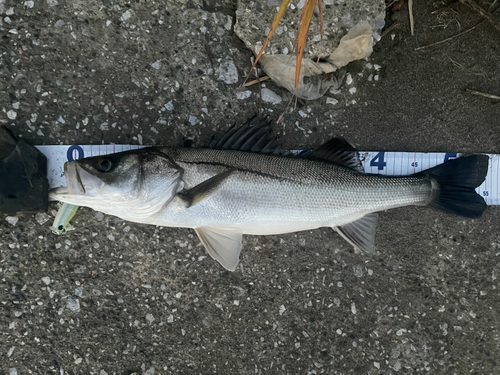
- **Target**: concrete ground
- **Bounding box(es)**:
[1,0,500,374]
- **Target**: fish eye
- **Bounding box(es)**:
[96,158,113,172]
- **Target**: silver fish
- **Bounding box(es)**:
[49,119,489,271]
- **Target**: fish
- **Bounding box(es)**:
[49,118,489,271]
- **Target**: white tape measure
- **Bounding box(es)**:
[35,146,498,205]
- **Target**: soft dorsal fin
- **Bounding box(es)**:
[178,169,234,207]
[195,226,242,271]
[207,116,287,155]
[304,138,364,172]
[334,213,379,253]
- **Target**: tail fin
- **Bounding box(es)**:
[426,155,489,218]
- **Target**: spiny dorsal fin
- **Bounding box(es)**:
[208,116,287,155]
[304,138,364,172]
[178,169,234,207]
[334,213,379,253]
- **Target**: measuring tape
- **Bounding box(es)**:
[36,146,499,205]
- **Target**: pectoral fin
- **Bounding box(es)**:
[178,169,234,207]
[195,226,242,271]
[334,213,379,253]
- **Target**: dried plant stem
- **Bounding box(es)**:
[459,0,500,31]
[414,21,482,51]
[381,21,400,38]
[386,0,398,9]
[242,76,270,87]
[466,89,500,101]
[408,0,414,35]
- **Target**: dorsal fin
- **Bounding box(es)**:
[207,116,287,155]
[304,138,364,172]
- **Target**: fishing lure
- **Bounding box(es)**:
[50,203,79,234]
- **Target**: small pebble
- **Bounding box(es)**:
[5,216,19,226]
[7,347,15,357]
[151,60,162,70]
[188,115,198,126]
[121,10,132,21]
[66,298,80,311]
[236,90,252,100]
[261,88,282,105]
[215,60,238,84]
[74,287,84,298]
[396,329,406,336]
[326,97,338,105]
[35,212,50,225]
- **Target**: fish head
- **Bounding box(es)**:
[49,150,183,221]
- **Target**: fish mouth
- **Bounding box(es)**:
[49,162,103,200]
[65,162,86,195]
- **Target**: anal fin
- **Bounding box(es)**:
[334,213,379,253]
[195,226,242,271]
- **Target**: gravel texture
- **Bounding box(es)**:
[1,0,500,374]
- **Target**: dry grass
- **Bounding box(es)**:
[244,0,324,94]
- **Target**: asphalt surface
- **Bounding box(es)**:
[1,0,500,374]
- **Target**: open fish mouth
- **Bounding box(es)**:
[65,162,86,195]
[49,161,103,199]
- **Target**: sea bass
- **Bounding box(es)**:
[49,119,489,271]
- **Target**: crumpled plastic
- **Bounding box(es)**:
[257,55,340,101]
[256,20,378,101]
[327,20,374,68]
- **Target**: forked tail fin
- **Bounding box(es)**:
[425,155,489,218]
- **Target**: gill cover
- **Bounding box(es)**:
[64,149,183,221]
